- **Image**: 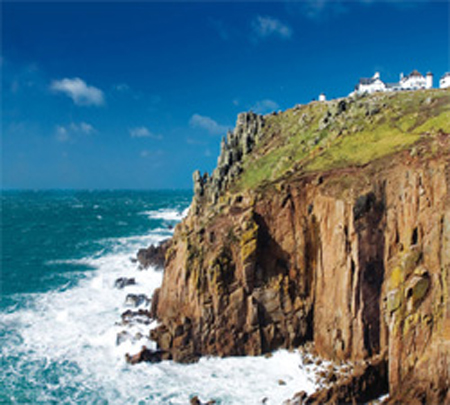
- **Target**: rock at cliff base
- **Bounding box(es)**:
[121,309,152,325]
[125,346,163,364]
[125,293,150,307]
[114,277,136,289]
[136,239,171,270]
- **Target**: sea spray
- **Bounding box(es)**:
[1,191,327,404]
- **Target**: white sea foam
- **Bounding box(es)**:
[142,207,189,222]
[1,221,326,404]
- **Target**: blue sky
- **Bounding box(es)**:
[2,1,449,189]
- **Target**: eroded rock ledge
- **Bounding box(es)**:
[150,94,450,403]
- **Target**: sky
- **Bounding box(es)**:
[2,0,449,189]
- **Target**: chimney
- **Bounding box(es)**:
[426,72,433,89]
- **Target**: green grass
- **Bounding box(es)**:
[235,89,450,190]
[305,125,420,172]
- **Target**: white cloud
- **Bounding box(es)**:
[55,122,96,142]
[55,126,70,143]
[252,16,293,40]
[189,114,230,135]
[251,99,280,114]
[50,78,104,106]
[129,126,162,139]
[71,122,95,134]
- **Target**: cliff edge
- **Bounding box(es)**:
[151,89,450,403]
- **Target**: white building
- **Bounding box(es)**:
[354,72,386,94]
[399,70,433,90]
[440,72,450,89]
[319,93,326,101]
[353,70,434,96]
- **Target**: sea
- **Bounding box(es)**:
[1,190,325,404]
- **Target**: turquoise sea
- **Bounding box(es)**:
[1,190,322,404]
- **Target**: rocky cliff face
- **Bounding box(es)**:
[150,90,450,403]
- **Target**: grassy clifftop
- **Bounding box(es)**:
[236,89,450,191]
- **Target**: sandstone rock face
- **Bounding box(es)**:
[151,108,450,402]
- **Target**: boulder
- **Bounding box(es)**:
[114,277,136,289]
[136,239,171,270]
[125,346,163,364]
[121,309,152,325]
[125,293,150,307]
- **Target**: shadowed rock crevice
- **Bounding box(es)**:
[354,190,386,357]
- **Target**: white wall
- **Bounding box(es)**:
[401,76,426,90]
[358,79,386,94]
[440,76,450,89]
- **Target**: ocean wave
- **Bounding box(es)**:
[1,202,326,404]
[141,207,189,222]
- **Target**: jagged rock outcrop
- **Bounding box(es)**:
[137,239,171,270]
[150,90,450,403]
[192,112,265,209]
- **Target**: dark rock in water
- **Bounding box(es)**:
[116,330,134,345]
[190,396,201,405]
[125,293,150,307]
[114,277,136,289]
[136,239,171,270]
[121,309,152,325]
[189,396,216,405]
[125,346,163,364]
[292,391,307,403]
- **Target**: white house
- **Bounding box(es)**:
[353,70,434,96]
[440,72,450,89]
[399,70,433,90]
[319,93,326,102]
[354,72,386,94]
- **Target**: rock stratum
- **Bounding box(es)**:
[150,89,450,403]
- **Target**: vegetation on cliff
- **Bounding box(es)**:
[237,89,450,190]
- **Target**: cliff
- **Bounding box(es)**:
[151,89,450,403]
